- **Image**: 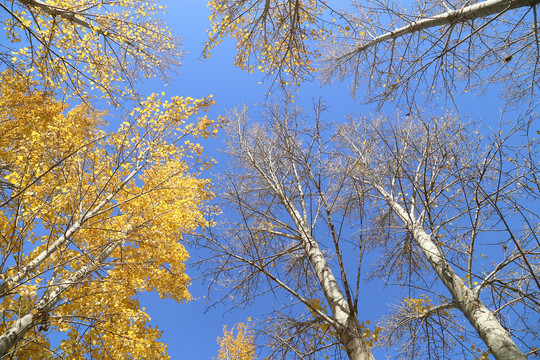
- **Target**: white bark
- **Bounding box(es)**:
[281,202,373,360]
[272,171,373,359]
[353,0,540,54]
[16,0,104,34]
[0,159,145,297]
[372,183,527,360]
[238,128,374,360]
[0,240,121,357]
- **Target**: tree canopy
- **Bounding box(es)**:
[1,0,539,359]
[207,0,540,105]
[2,0,181,102]
[0,70,216,358]
[201,1,540,359]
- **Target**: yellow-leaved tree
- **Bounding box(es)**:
[206,0,540,105]
[205,0,332,88]
[217,322,257,360]
[0,70,217,359]
[2,0,180,101]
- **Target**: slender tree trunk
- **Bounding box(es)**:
[354,0,540,54]
[0,241,121,357]
[17,0,104,33]
[284,199,374,360]
[374,184,527,360]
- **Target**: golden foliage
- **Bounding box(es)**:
[0,70,217,359]
[2,0,180,100]
[217,321,257,360]
[403,294,433,315]
[205,0,329,86]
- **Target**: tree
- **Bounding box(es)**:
[1,0,180,101]
[197,100,378,360]
[207,0,540,105]
[198,99,539,360]
[0,70,217,358]
[217,321,257,360]
[336,112,539,360]
[323,0,540,105]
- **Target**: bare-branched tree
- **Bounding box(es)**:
[336,112,539,360]
[198,96,539,360]
[323,0,540,106]
[196,100,378,360]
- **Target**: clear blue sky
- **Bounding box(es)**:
[134,2,518,359]
[136,2,376,358]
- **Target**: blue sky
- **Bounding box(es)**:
[136,2,377,358]
[0,1,536,359]
[131,1,534,359]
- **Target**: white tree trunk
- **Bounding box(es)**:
[354,0,540,53]
[280,192,374,360]
[17,0,103,34]
[303,230,374,360]
[0,240,121,357]
[373,184,527,360]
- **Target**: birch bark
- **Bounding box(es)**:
[371,183,527,360]
[352,0,540,54]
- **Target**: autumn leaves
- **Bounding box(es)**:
[0,1,539,360]
[0,1,216,358]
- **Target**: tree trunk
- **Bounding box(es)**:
[354,0,540,54]
[340,317,375,360]
[409,225,526,360]
[376,184,527,360]
[286,200,374,360]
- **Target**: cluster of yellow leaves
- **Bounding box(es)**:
[0,70,217,359]
[305,298,380,348]
[205,0,328,86]
[3,0,180,101]
[403,294,433,315]
[217,321,257,360]
[358,320,381,348]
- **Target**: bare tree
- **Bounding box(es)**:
[336,112,539,360]
[322,0,540,105]
[199,97,539,359]
[196,100,377,360]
